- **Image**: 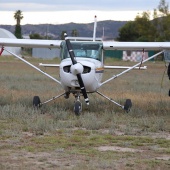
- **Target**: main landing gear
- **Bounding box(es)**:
[33,96,41,108]
[124,99,132,113]
[32,92,83,116]
[32,91,132,115]
[96,91,132,113]
[32,92,66,110]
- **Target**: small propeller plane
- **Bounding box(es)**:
[0,16,170,115]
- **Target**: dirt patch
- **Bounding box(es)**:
[0,150,86,170]
[98,146,143,152]
[147,132,170,140]
[100,129,170,140]
[155,156,170,161]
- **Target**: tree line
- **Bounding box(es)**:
[117,0,170,42]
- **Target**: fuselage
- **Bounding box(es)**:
[59,41,104,92]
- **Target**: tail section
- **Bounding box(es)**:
[93,15,97,42]
[67,16,100,42]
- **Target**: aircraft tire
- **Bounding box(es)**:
[74,101,82,116]
[33,96,41,108]
[124,99,132,113]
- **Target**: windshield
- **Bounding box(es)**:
[61,41,102,61]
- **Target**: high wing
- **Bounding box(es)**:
[2,39,170,50]
[103,41,170,50]
[0,38,62,48]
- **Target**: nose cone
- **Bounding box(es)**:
[71,63,84,75]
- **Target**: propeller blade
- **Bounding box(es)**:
[77,74,89,105]
[64,33,77,65]
[64,33,89,105]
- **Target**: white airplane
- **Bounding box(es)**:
[0,16,170,115]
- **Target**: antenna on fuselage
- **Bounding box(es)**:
[93,15,97,42]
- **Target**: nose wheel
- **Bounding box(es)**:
[74,100,82,116]
[74,94,82,116]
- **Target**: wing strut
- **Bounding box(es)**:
[139,49,145,69]
[3,47,61,85]
[100,50,164,86]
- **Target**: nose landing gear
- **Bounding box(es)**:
[74,94,82,116]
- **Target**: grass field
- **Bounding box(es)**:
[0,56,170,170]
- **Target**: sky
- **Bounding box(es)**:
[0,0,170,25]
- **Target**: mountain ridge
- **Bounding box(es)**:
[0,20,127,40]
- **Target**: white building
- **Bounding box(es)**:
[32,48,60,59]
[123,51,149,62]
[0,28,21,55]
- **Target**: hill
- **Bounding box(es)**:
[0,20,127,40]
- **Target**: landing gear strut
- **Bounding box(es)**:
[32,92,66,108]
[96,91,132,113]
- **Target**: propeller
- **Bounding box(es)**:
[64,33,89,105]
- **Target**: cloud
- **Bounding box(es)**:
[0,0,166,11]
[1,0,169,25]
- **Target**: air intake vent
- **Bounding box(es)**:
[63,65,71,73]
[83,66,91,74]
[63,65,91,74]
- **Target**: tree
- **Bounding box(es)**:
[14,10,24,38]
[158,0,169,16]
[117,12,157,42]
[60,31,67,40]
[117,21,140,41]
[29,33,43,39]
[134,11,157,41]
[71,29,79,37]
[117,0,170,42]
[14,10,23,25]
[157,0,170,41]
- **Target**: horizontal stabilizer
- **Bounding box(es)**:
[104,65,147,70]
[39,63,60,67]
[68,37,102,41]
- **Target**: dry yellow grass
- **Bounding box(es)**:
[0,56,170,170]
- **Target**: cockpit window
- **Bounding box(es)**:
[61,42,102,61]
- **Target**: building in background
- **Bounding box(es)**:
[104,50,156,62]
[123,51,148,62]
[32,48,60,59]
[0,28,21,55]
